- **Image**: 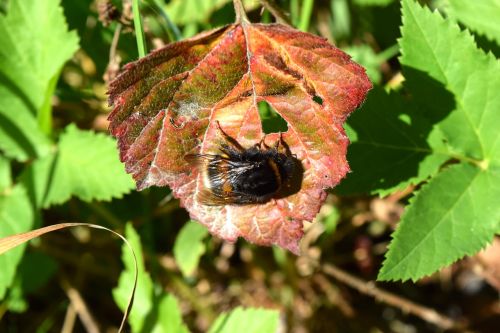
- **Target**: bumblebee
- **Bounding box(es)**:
[186,122,295,205]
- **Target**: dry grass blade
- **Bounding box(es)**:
[0,222,138,333]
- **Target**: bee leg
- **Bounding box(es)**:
[255,135,270,150]
[215,120,244,153]
[276,132,289,155]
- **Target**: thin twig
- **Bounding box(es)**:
[323,263,469,331]
[60,277,100,333]
[259,0,292,25]
[61,304,77,333]
[104,23,123,83]
[109,23,122,64]
[313,273,355,317]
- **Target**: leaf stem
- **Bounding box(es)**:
[375,44,400,63]
[132,0,147,58]
[233,0,250,24]
[298,0,315,32]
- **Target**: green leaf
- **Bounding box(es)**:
[113,223,189,333]
[0,155,11,192]
[6,252,58,312]
[378,163,500,281]
[400,0,500,163]
[0,0,79,160]
[379,0,500,281]
[0,93,51,161]
[342,45,381,84]
[153,294,190,333]
[331,0,351,40]
[173,220,208,277]
[0,0,79,110]
[208,307,280,333]
[0,186,35,299]
[21,124,135,208]
[113,223,154,333]
[337,88,448,196]
[448,0,500,46]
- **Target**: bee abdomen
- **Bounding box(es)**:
[232,160,281,198]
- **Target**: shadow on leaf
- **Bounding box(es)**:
[336,68,455,196]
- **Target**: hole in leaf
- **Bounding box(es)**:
[258,101,288,134]
[313,95,323,105]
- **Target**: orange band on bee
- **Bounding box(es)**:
[222,181,233,194]
[268,159,282,187]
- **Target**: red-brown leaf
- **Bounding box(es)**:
[108,23,371,253]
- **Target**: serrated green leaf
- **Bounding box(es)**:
[20,124,135,208]
[0,0,78,160]
[113,224,189,333]
[337,88,448,196]
[174,220,208,278]
[379,0,500,281]
[448,0,500,46]
[208,307,280,333]
[400,0,500,163]
[0,186,35,299]
[379,163,500,281]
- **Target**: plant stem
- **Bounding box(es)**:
[233,0,250,24]
[132,0,147,57]
[146,0,182,41]
[298,0,314,31]
[290,0,299,27]
[259,0,292,25]
[376,44,400,63]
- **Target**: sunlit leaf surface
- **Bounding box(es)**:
[109,22,371,252]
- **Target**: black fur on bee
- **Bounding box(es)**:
[185,121,295,205]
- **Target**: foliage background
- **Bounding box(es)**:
[0,0,499,332]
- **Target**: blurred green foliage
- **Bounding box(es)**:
[0,0,499,332]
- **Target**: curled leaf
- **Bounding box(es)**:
[108,22,371,252]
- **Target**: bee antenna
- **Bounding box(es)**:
[214,120,244,152]
[215,120,222,130]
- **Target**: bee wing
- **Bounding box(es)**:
[197,187,255,206]
[184,153,218,165]
[186,154,260,205]
[186,154,232,205]
[197,187,230,205]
